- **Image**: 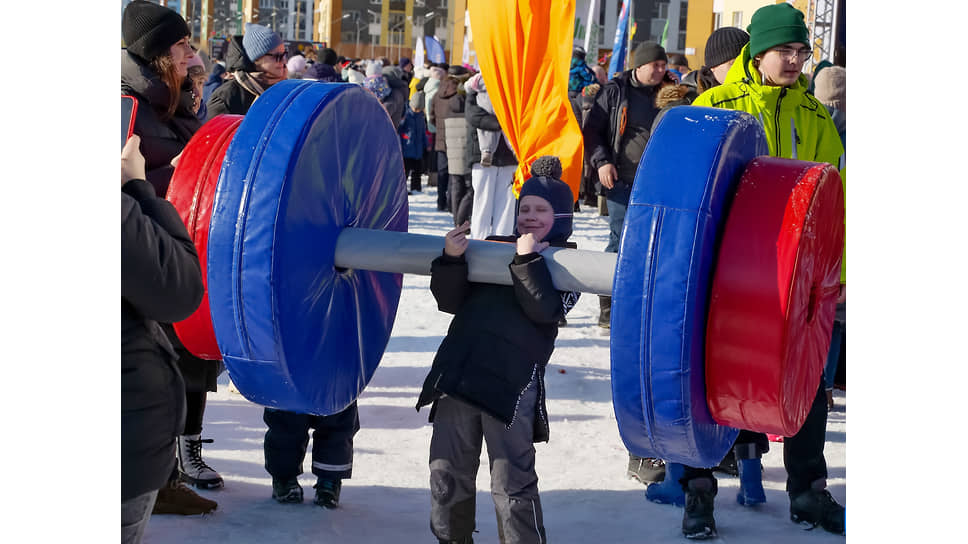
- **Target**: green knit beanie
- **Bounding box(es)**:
[746,3,810,58]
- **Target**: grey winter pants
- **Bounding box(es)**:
[429,381,546,544]
[121,489,157,544]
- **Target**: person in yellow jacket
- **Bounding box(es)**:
[671,4,846,540]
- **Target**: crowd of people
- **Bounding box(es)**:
[121,1,845,542]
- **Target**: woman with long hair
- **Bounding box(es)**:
[121,0,221,518]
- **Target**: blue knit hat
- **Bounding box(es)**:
[517,156,574,244]
[243,23,283,61]
[363,74,391,101]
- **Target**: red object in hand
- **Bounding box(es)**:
[165,114,244,360]
[705,157,844,436]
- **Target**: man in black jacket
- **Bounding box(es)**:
[122,134,205,543]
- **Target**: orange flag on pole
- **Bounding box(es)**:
[467,0,583,200]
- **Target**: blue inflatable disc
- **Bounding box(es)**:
[207,80,408,415]
[610,106,768,467]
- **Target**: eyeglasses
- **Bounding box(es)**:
[267,51,288,63]
[771,46,812,62]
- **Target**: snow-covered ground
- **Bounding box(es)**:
[144,185,846,543]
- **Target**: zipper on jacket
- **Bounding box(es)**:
[773,87,787,157]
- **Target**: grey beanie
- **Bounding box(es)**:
[632,41,667,69]
[813,66,845,112]
[243,23,283,61]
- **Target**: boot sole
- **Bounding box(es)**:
[683,527,717,540]
[180,473,224,490]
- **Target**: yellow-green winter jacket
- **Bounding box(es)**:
[693,44,844,165]
[693,44,846,283]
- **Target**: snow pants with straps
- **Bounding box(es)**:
[429,381,546,544]
[263,402,360,481]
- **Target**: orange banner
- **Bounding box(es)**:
[467,0,583,200]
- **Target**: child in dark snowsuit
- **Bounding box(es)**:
[400,92,429,193]
[416,156,579,544]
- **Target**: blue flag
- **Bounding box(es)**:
[425,36,445,64]
[608,1,630,80]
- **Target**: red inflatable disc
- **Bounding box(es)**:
[705,157,844,436]
[165,114,244,360]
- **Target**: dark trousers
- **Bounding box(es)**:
[436,151,450,211]
[604,184,631,253]
[449,173,474,227]
[263,402,360,481]
[681,381,829,496]
[404,157,423,192]
[429,382,545,544]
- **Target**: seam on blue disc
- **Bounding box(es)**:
[233,82,314,359]
[642,207,663,453]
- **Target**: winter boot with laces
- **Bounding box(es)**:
[627,454,665,484]
[177,434,223,490]
[682,477,718,540]
[789,478,845,534]
[313,478,342,509]
[271,477,304,503]
[645,462,685,506]
[151,479,218,515]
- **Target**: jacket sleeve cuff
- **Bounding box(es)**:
[438,251,467,264]
[512,252,541,265]
[121,179,156,201]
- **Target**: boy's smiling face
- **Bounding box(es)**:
[517,195,555,242]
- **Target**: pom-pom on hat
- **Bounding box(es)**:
[518,156,574,244]
[122,0,190,62]
[747,3,810,58]
[243,23,283,62]
[703,27,749,68]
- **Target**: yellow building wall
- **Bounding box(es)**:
[686,0,788,69]
[684,0,714,69]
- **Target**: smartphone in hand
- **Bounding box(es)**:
[122,95,138,150]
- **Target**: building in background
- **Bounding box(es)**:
[124,1,842,74]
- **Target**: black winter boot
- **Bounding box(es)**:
[313,478,342,509]
[789,478,845,534]
[682,477,718,540]
[598,296,611,329]
[271,478,304,503]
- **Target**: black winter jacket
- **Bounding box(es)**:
[416,238,577,443]
[582,70,660,179]
[382,66,409,129]
[121,179,204,501]
[206,35,259,118]
[464,91,518,170]
[121,52,203,197]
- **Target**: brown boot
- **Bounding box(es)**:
[152,480,218,515]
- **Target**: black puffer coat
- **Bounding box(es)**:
[121,179,204,501]
[121,49,222,393]
[416,238,574,443]
[121,51,202,196]
[206,35,259,118]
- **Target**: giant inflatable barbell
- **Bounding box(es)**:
[166,80,844,467]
